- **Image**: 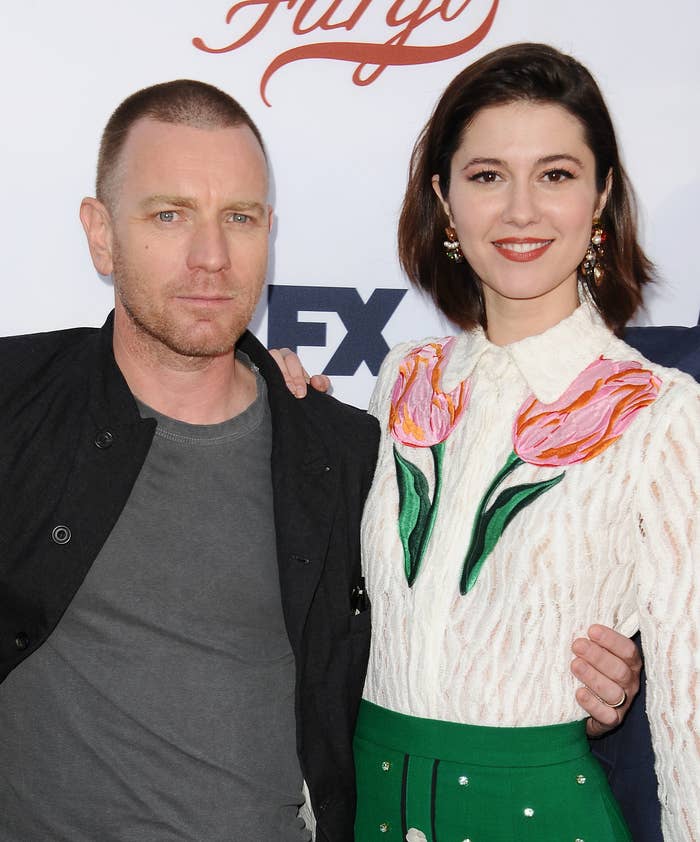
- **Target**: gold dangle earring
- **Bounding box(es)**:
[443,226,464,263]
[580,218,607,286]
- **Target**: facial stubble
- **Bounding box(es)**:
[111,239,265,361]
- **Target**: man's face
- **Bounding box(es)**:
[105,118,271,359]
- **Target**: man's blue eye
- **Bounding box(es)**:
[232,213,249,223]
[158,211,176,222]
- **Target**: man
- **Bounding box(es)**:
[0,80,641,841]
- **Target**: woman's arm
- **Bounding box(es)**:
[634,381,700,840]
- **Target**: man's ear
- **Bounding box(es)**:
[79,197,114,276]
[431,174,454,225]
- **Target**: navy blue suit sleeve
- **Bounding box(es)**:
[624,324,700,377]
[589,324,700,842]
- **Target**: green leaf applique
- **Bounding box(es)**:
[394,441,445,586]
[460,451,564,594]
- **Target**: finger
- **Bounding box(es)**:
[281,350,317,397]
[570,651,631,712]
[309,374,331,394]
[571,637,634,688]
[576,686,623,738]
[281,349,309,381]
[572,651,634,739]
[269,348,308,398]
[587,624,641,668]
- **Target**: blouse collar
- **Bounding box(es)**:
[442,294,614,404]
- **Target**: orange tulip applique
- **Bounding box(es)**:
[390,337,471,586]
[461,356,661,594]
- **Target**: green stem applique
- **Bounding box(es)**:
[460,451,564,594]
[394,441,445,586]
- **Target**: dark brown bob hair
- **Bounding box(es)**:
[398,43,653,334]
[97,79,265,211]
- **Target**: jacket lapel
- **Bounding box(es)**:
[238,332,339,655]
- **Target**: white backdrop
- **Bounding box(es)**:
[2,0,698,406]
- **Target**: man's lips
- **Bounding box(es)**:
[493,237,553,262]
[176,295,234,304]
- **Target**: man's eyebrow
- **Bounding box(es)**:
[139,194,196,210]
[223,200,267,214]
[138,196,266,213]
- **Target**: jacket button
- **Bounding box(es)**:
[51,525,71,545]
[94,430,114,449]
[15,632,29,650]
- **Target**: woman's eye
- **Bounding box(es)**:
[543,169,574,183]
[158,210,177,222]
[469,170,500,183]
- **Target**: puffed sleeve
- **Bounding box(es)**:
[633,377,700,841]
[366,339,419,421]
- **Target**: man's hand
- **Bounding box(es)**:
[269,348,330,398]
[571,624,642,737]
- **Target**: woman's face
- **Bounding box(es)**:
[433,101,610,328]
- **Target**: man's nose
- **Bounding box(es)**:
[186,221,231,273]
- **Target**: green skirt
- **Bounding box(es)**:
[354,700,632,841]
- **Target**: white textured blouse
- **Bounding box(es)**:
[361,300,699,840]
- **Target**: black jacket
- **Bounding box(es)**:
[0,314,379,842]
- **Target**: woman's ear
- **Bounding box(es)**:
[431,174,454,225]
[595,169,613,219]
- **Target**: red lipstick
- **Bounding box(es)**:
[493,237,553,262]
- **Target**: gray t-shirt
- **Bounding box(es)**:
[0,365,310,841]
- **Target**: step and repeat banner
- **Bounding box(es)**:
[2,1,698,406]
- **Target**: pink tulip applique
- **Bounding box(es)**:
[461,357,661,594]
[514,357,662,465]
[390,338,470,586]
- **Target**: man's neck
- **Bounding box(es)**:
[113,323,257,425]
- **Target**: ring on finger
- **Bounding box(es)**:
[587,687,627,708]
[608,690,627,708]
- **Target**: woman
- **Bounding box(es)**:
[352,43,699,841]
[275,43,698,839]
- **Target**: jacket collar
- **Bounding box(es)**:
[89,311,154,432]
[237,329,327,466]
[90,315,326,467]
[442,294,614,404]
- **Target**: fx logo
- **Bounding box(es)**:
[267,285,406,375]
